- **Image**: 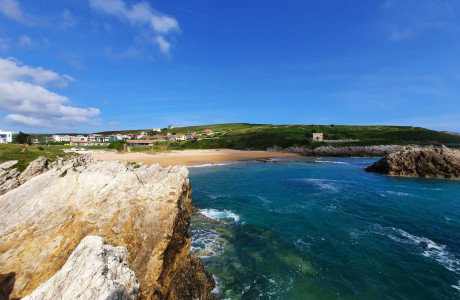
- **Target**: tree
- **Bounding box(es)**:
[15,131,30,144]
[108,140,126,151]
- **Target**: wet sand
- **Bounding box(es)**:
[90,149,298,167]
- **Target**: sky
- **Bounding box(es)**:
[0,0,459,133]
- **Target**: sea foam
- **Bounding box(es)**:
[199,208,240,222]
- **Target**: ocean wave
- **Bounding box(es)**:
[373,225,460,274]
[386,190,413,197]
[187,162,237,168]
[190,228,226,258]
[314,159,350,165]
[199,208,241,222]
[292,178,340,192]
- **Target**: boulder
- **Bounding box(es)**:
[17,156,48,184]
[365,145,460,179]
[23,236,139,300]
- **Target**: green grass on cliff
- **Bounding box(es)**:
[0,144,67,171]
[99,123,460,151]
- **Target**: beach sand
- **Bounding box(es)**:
[90,149,298,167]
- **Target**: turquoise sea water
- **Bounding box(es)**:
[188,158,460,300]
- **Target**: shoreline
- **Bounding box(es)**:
[90,149,299,167]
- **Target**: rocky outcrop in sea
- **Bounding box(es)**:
[0,157,215,299]
[267,145,403,157]
[365,145,460,179]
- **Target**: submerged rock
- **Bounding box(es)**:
[365,145,460,179]
[23,236,139,300]
[0,159,214,299]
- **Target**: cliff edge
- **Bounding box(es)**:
[365,145,460,179]
[0,158,214,299]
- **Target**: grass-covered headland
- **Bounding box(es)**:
[102,123,460,151]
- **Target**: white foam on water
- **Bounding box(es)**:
[187,161,238,168]
[190,228,225,258]
[314,159,350,165]
[374,225,460,275]
[291,178,341,192]
[294,238,311,251]
[386,190,413,197]
[211,275,222,294]
[199,208,240,222]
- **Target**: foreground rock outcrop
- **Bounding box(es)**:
[267,145,402,157]
[0,156,52,196]
[23,236,139,300]
[0,158,214,299]
[365,145,460,179]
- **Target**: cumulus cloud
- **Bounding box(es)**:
[0,0,22,21]
[89,0,179,54]
[0,57,100,128]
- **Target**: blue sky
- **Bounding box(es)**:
[0,0,459,133]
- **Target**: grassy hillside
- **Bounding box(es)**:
[0,144,67,171]
[99,123,460,151]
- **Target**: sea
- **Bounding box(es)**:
[187,157,460,300]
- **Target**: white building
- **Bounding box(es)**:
[168,125,175,129]
[51,135,71,142]
[153,128,161,132]
[0,130,12,143]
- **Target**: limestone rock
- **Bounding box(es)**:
[0,160,214,299]
[0,161,18,170]
[17,156,48,184]
[23,236,139,300]
[0,161,20,196]
[365,145,460,179]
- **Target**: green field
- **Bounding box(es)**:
[0,144,69,171]
[99,123,460,151]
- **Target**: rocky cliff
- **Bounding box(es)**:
[365,145,460,179]
[0,157,214,299]
[267,145,402,157]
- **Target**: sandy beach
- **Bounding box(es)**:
[90,149,298,167]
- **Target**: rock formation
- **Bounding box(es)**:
[0,158,214,299]
[22,236,139,300]
[0,156,53,196]
[365,145,460,179]
[0,161,20,196]
[267,145,402,157]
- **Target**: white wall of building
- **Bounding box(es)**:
[0,130,12,143]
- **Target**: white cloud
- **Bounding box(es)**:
[0,57,100,128]
[155,36,171,54]
[19,35,37,49]
[89,0,179,54]
[60,9,77,28]
[0,0,22,21]
[382,0,458,41]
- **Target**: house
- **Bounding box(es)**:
[312,133,324,142]
[0,130,12,143]
[137,131,148,139]
[201,129,214,136]
[70,140,95,146]
[151,134,167,141]
[175,134,186,141]
[51,135,71,142]
[153,128,161,132]
[186,132,197,139]
[126,140,153,146]
[72,135,88,141]
[168,125,175,129]
[88,134,104,143]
